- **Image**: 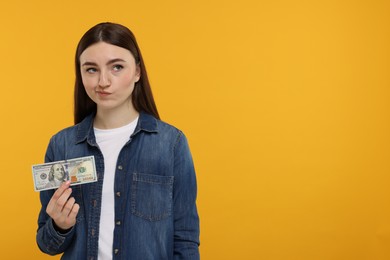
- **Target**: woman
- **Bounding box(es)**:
[36,22,200,260]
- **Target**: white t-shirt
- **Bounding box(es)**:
[95,117,138,260]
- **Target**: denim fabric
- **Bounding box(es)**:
[36,112,200,260]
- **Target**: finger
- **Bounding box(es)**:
[61,197,76,217]
[47,187,72,217]
[59,203,80,230]
[54,188,73,212]
[52,181,71,201]
[46,181,71,213]
[68,203,80,219]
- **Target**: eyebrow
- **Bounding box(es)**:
[81,58,126,66]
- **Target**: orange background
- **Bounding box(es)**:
[0,0,389,259]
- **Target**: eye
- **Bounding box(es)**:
[85,67,97,73]
[113,64,124,72]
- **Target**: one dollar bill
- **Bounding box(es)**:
[32,156,97,192]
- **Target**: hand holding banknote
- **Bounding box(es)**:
[32,156,97,231]
[46,181,80,232]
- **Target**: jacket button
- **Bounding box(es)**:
[118,165,123,170]
[114,249,119,254]
[116,221,121,225]
[116,192,121,197]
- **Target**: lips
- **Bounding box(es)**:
[96,91,111,96]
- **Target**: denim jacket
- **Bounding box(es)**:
[36,112,200,260]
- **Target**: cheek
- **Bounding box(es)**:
[121,74,138,87]
[82,77,97,101]
[82,77,95,90]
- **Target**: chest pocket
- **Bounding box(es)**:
[131,173,174,222]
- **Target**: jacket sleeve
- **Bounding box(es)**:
[173,132,200,260]
[36,136,75,255]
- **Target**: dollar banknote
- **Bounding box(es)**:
[32,156,97,191]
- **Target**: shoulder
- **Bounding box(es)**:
[49,114,93,144]
[156,117,186,142]
[157,119,182,134]
[138,113,188,148]
[49,124,79,145]
[139,112,183,136]
[155,119,192,152]
[45,115,94,162]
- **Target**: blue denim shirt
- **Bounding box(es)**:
[36,112,200,260]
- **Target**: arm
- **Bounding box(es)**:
[36,137,78,255]
[173,132,200,260]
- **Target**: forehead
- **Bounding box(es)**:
[80,42,135,62]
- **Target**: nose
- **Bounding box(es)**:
[98,70,111,88]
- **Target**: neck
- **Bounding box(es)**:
[94,106,139,129]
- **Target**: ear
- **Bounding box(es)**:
[135,64,141,82]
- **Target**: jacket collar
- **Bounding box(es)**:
[75,112,158,145]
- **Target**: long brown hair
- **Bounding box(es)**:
[74,22,160,124]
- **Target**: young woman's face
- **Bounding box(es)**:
[79,42,140,113]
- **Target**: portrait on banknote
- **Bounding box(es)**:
[45,163,69,189]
